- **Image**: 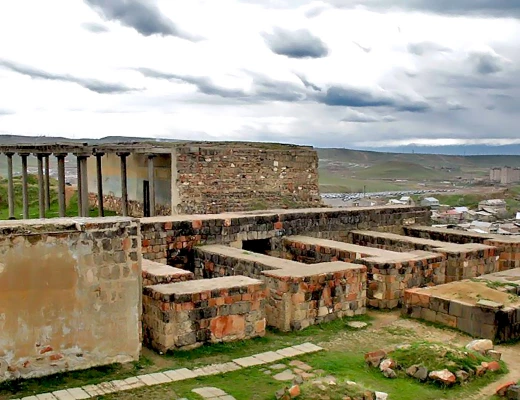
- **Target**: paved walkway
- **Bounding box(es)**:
[14,343,323,400]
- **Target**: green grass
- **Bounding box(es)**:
[0,175,117,220]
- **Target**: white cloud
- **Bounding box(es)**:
[0,0,519,148]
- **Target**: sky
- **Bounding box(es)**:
[0,0,519,149]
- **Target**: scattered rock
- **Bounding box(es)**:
[271,364,288,370]
[465,339,493,354]
[293,375,304,385]
[487,350,502,361]
[406,365,418,377]
[346,381,357,386]
[297,372,315,380]
[382,368,397,379]
[486,361,501,372]
[395,344,411,351]
[347,321,368,329]
[475,365,487,377]
[288,385,300,398]
[365,350,387,368]
[375,392,389,400]
[363,391,375,400]
[274,369,296,381]
[275,388,287,400]
[413,366,428,381]
[324,375,337,385]
[289,360,313,371]
[455,370,469,382]
[264,370,272,375]
[429,369,456,385]
[379,359,396,372]
[507,385,520,399]
[496,381,516,397]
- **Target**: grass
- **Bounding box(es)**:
[0,175,117,220]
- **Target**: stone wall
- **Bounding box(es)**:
[89,194,172,218]
[142,277,266,352]
[280,236,445,309]
[349,230,498,283]
[404,226,520,272]
[263,262,366,331]
[0,217,142,382]
[174,143,322,214]
[140,206,432,267]
[142,259,194,286]
[403,280,520,343]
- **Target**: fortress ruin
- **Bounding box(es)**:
[1,142,519,388]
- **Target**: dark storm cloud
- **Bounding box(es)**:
[83,0,201,41]
[262,28,328,59]
[407,42,450,56]
[469,52,506,75]
[316,85,430,112]
[329,0,520,18]
[81,22,109,33]
[0,59,138,94]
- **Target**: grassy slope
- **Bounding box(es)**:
[0,175,116,219]
[354,161,450,181]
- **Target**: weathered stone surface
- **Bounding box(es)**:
[0,217,141,383]
[496,381,516,397]
[365,350,387,368]
[429,369,456,385]
[379,359,396,372]
[466,339,494,354]
[382,368,397,379]
[413,366,429,381]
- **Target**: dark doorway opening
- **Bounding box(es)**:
[242,238,272,255]
[143,180,150,217]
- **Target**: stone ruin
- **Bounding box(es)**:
[1,143,520,384]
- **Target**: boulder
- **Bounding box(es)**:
[496,381,516,397]
[487,350,502,361]
[406,365,419,377]
[429,369,456,385]
[375,392,389,400]
[382,368,397,379]
[379,359,396,371]
[476,365,487,376]
[363,391,375,400]
[365,350,387,368]
[507,385,520,399]
[465,339,493,354]
[455,370,469,382]
[413,366,429,381]
[288,385,300,398]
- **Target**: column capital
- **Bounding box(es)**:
[94,151,105,157]
[146,153,157,159]
[54,152,68,158]
[74,153,91,158]
[19,152,30,157]
[116,152,131,157]
[34,152,51,158]
[4,152,14,157]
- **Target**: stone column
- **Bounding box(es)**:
[5,152,15,219]
[96,152,105,217]
[55,153,67,217]
[79,156,90,217]
[44,155,51,211]
[20,153,30,219]
[76,156,83,216]
[118,152,130,217]
[36,154,45,218]
[148,154,156,217]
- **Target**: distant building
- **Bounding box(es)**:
[489,166,520,184]
[399,196,415,206]
[478,199,507,216]
[420,197,440,209]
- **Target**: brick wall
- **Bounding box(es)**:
[263,263,366,331]
[0,218,141,382]
[349,230,498,283]
[174,143,321,214]
[142,277,266,352]
[281,236,445,309]
[139,206,432,267]
[404,226,520,272]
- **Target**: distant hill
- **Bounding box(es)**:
[353,161,450,181]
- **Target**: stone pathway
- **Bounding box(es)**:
[192,386,236,399]
[13,343,323,400]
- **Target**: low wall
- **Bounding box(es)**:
[0,217,142,382]
[142,259,194,286]
[402,279,520,343]
[263,262,366,331]
[404,226,520,272]
[349,230,498,282]
[140,206,431,266]
[89,194,172,218]
[281,235,445,309]
[142,276,266,352]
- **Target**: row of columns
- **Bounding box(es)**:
[3,151,157,220]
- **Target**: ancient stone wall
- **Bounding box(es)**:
[142,277,266,352]
[349,230,498,283]
[174,143,322,214]
[280,236,445,309]
[140,206,431,267]
[0,218,142,382]
[142,259,194,286]
[404,226,520,272]
[263,263,366,331]
[89,194,172,218]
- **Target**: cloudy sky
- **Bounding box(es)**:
[0,0,519,149]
